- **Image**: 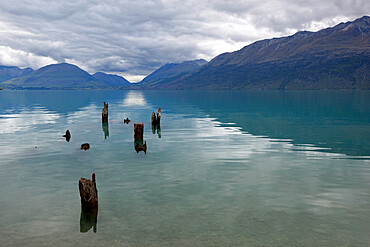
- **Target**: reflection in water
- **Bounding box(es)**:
[0,107,60,134]
[157,126,161,138]
[102,122,109,139]
[0,90,369,246]
[80,207,98,233]
[152,125,161,138]
[134,141,147,153]
[123,91,147,107]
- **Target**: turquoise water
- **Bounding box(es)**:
[0,90,369,246]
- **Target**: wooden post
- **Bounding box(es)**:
[157,107,161,125]
[134,123,144,141]
[102,102,108,122]
[79,173,98,208]
[152,112,157,126]
[134,123,146,153]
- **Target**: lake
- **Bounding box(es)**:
[0,90,369,246]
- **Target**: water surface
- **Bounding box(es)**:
[0,90,369,246]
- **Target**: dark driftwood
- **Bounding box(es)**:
[63,129,71,142]
[80,143,90,150]
[135,141,147,154]
[79,173,98,208]
[124,118,131,124]
[102,102,108,122]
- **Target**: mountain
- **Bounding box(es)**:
[139,59,207,87]
[165,16,370,89]
[92,72,131,86]
[0,65,33,82]
[1,63,110,89]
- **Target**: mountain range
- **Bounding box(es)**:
[139,59,207,88]
[140,16,369,89]
[0,16,369,90]
[0,65,33,82]
[0,63,130,89]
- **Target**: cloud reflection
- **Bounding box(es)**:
[122,91,147,107]
[0,107,60,134]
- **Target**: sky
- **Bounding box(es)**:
[0,0,368,82]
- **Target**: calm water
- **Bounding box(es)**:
[0,90,369,246]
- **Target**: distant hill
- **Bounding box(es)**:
[139,59,207,88]
[162,16,370,89]
[92,72,131,86]
[1,63,113,89]
[0,65,33,82]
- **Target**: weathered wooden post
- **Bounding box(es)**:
[134,123,146,153]
[79,173,98,208]
[151,112,157,126]
[79,173,98,233]
[134,123,144,141]
[80,143,90,150]
[102,102,108,122]
[157,107,161,125]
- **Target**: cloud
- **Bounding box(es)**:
[0,45,57,69]
[0,0,368,79]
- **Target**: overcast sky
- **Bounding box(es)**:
[0,0,368,81]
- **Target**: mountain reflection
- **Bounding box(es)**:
[164,91,370,157]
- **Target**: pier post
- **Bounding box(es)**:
[102,102,108,122]
[134,123,146,153]
[157,107,161,125]
[151,112,157,126]
[134,123,144,141]
[79,173,98,208]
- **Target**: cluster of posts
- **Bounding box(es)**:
[76,102,162,233]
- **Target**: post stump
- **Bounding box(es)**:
[79,173,98,208]
[102,102,108,122]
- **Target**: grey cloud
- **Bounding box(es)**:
[0,0,368,81]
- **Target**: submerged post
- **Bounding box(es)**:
[79,173,98,208]
[102,102,108,122]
